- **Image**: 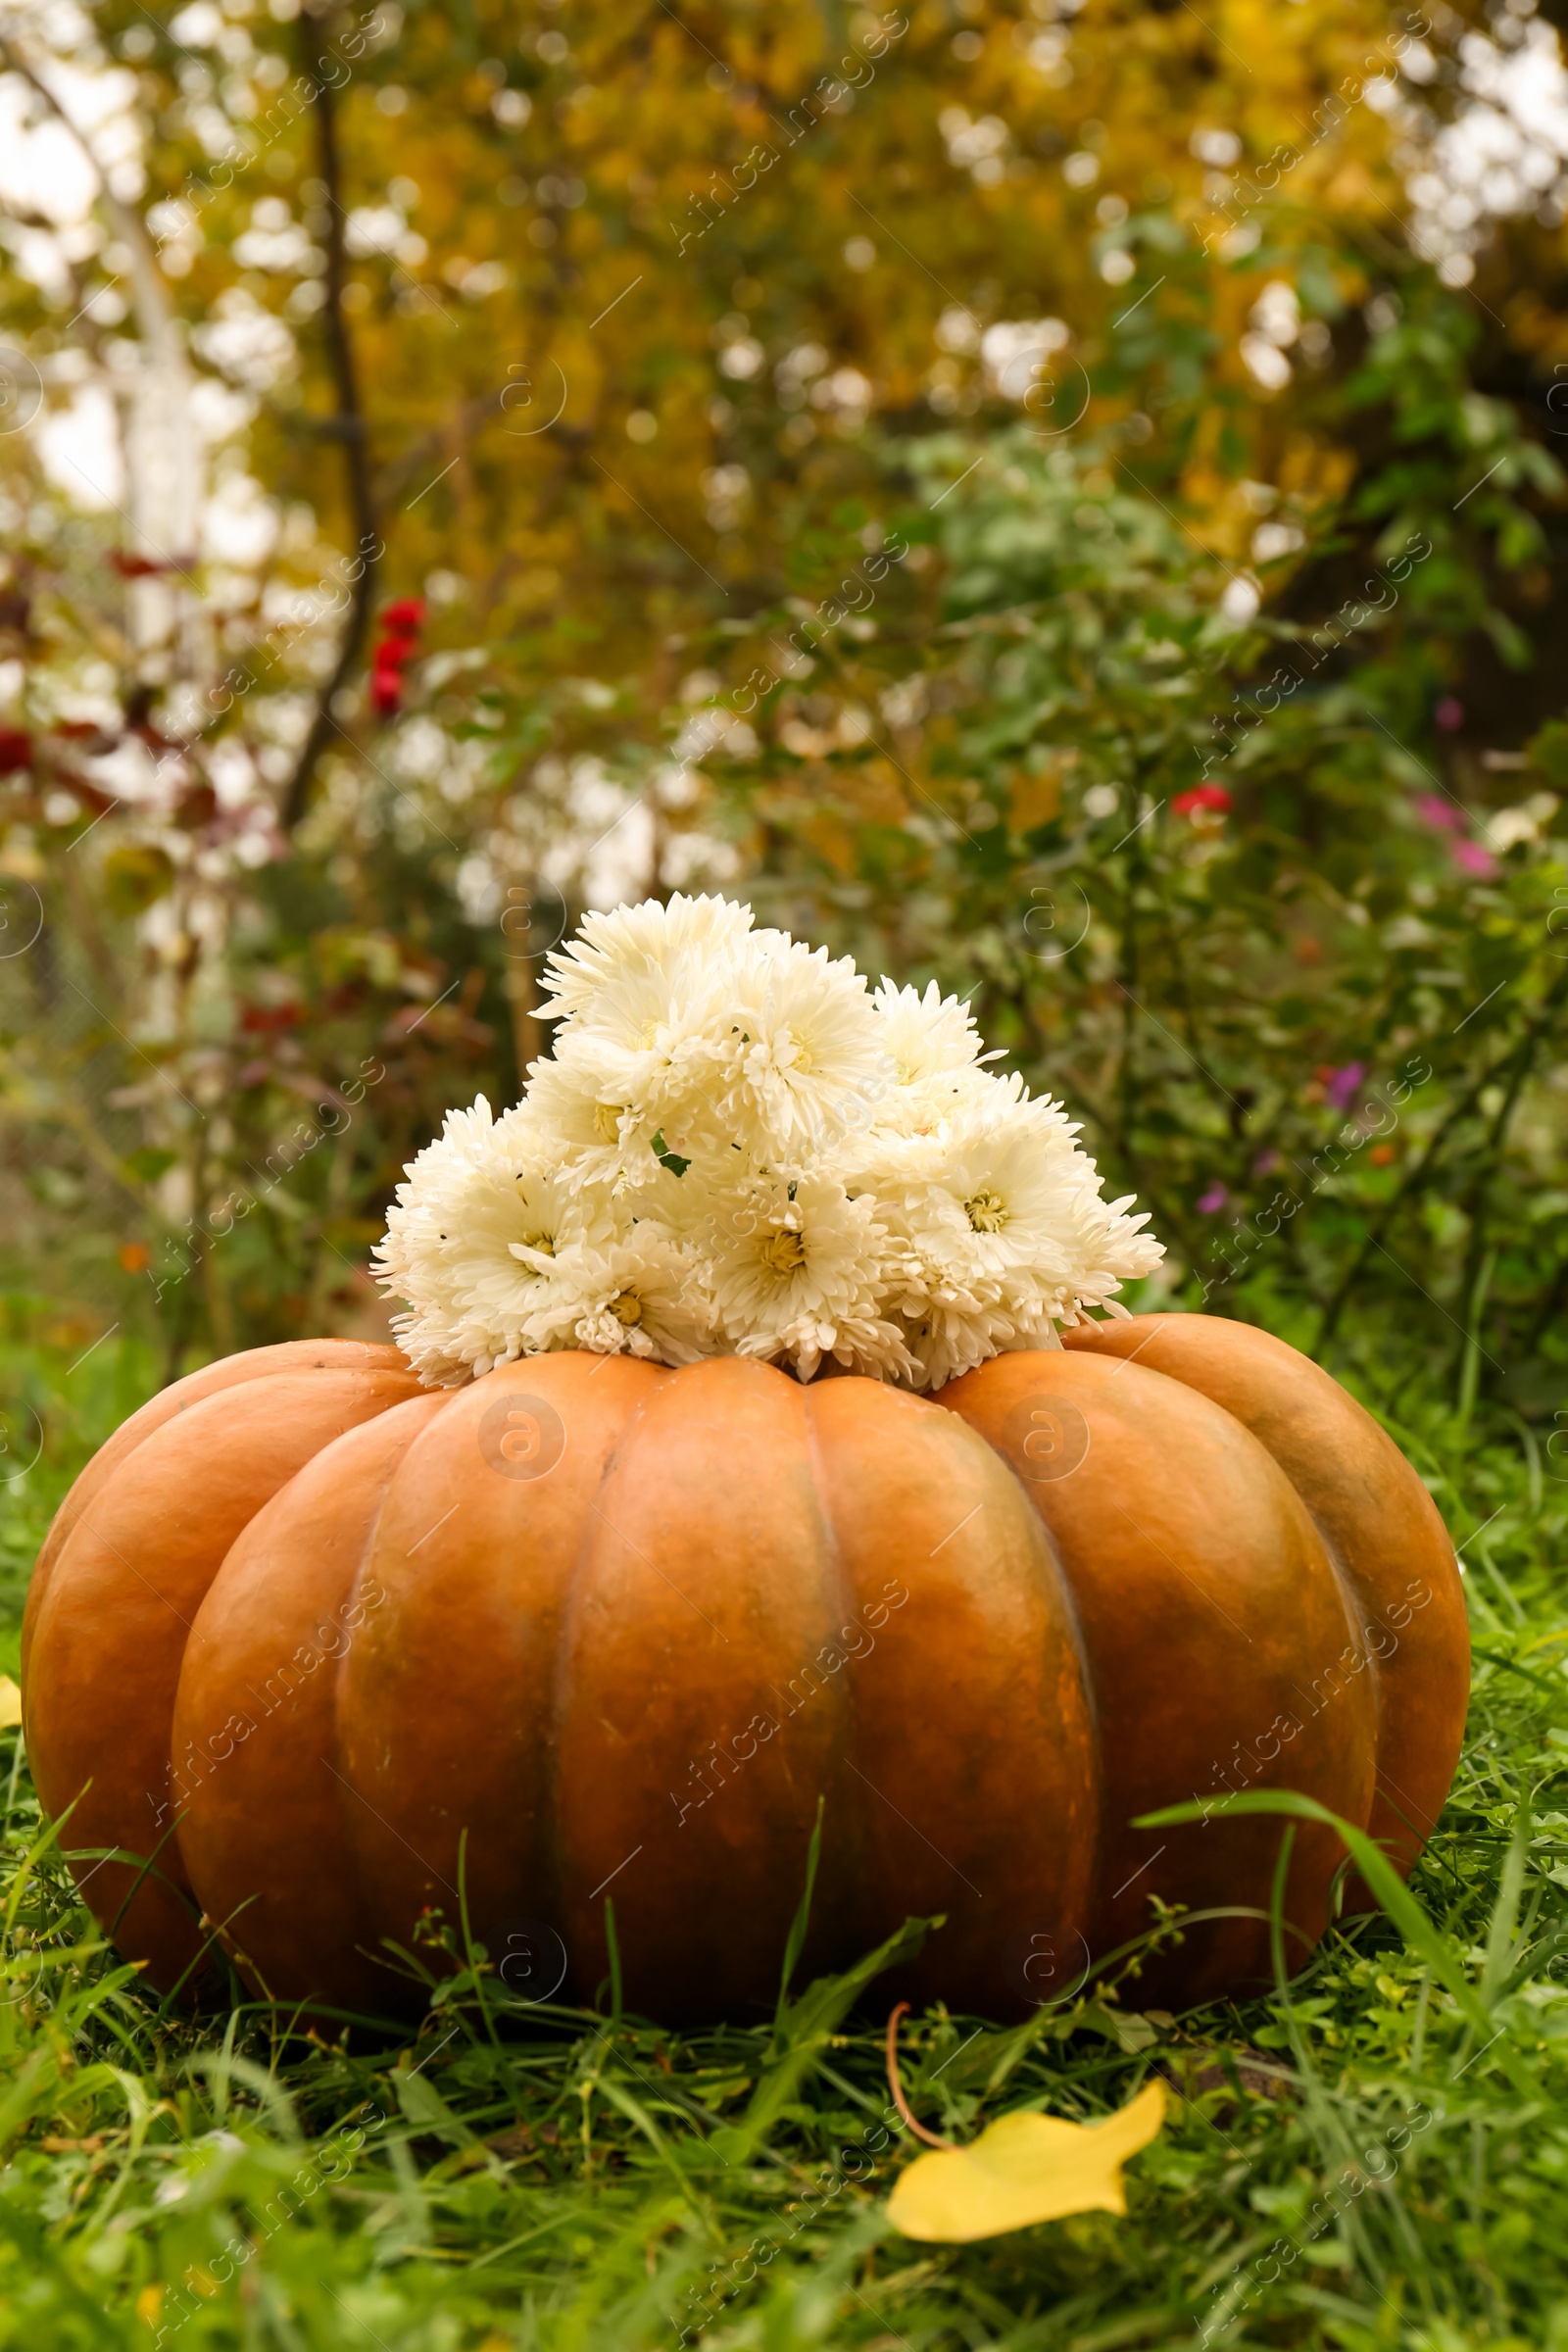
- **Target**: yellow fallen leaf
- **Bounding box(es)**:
[0,1677,21,1731]
[886,2079,1165,2242]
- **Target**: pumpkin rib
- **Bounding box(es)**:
[305,1401,444,2014]
[548,1357,685,2002]
[803,1375,1101,2021]
[27,1364,424,1989]
[939,1348,1378,2005]
[547,1362,673,1994]
[171,1391,454,2013]
[798,1382,877,1968]
[1063,1320,1388,1758]
[977,1407,1104,1778]
[338,1354,669,2006]
[327,1393,469,2014]
[1061,1314,1467,1892]
[21,1339,408,1690]
[557,1356,861,2024]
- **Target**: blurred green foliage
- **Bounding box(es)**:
[0,0,1561,1446]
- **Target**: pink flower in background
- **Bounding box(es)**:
[1412,791,1494,873]
[1436,697,1464,732]
[1323,1063,1365,1111]
[1197,1183,1229,1213]
[1252,1148,1281,1176]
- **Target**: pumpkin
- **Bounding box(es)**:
[22,1314,1466,2023]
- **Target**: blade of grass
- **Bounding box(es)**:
[1137,1791,1537,2095]
[773,1793,824,2043]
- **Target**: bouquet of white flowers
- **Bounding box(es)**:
[373,894,1162,1390]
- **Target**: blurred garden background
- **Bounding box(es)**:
[6,0,1568,2344]
[1,0,1567,1425]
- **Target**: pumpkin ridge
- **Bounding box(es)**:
[21,1339,408,1692]
[804,1373,1099,2016]
[1266,1500,1385,1777]
[1091,1326,1393,1804]
[341,1352,665,2009]
[802,1380,877,1964]
[928,1368,1111,1963]
[975,1407,1106,1865]
[547,1366,670,1987]
[938,1346,1377,2002]
[1061,1313,1467,1896]
[557,1355,855,2020]
[172,1391,449,2012]
[331,1390,462,1992]
[30,1364,422,1990]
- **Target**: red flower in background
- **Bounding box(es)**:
[1172,783,1233,816]
[369,598,425,717]
[0,729,30,775]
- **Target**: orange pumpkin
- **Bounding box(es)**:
[22,1315,1466,2023]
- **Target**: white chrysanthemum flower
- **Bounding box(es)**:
[537,891,753,1022]
[906,1294,1043,1395]
[874,977,984,1080]
[707,1166,916,1383]
[847,1078,1162,1389]
[374,896,1163,1392]
[372,1096,619,1383]
[706,936,891,1156]
[514,1227,714,1364]
[898,1081,1088,1291]
[536,950,748,1177]
[522,1057,669,1198]
[870,978,999,1136]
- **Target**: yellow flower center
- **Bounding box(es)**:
[760,1227,807,1276]
[611,1290,643,1327]
[966,1189,1009,1234]
[593,1102,624,1143]
[518,1230,555,1257]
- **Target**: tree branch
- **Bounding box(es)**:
[1311,955,1568,1358]
[281,4,380,832]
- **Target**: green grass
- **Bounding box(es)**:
[3,1322,1568,2351]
